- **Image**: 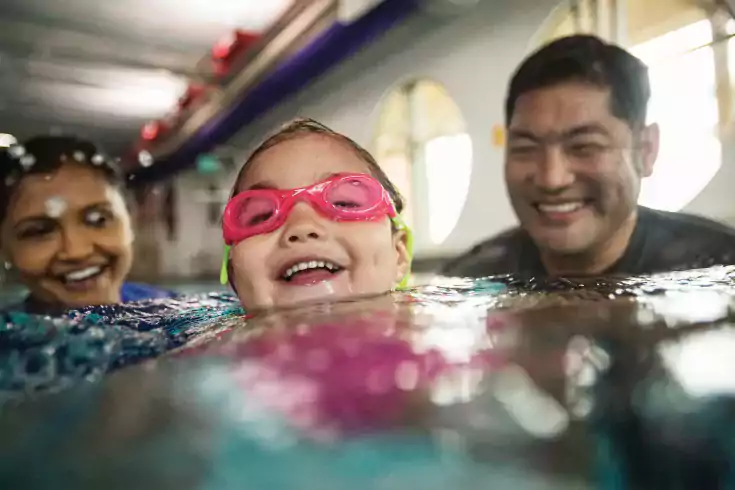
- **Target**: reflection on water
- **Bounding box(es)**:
[2,267,735,488]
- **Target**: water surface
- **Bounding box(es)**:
[2,268,735,489]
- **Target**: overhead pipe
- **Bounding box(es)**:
[128,0,421,184]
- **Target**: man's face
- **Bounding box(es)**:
[504,81,659,256]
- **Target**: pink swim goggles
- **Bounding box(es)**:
[220,173,413,286]
[222,173,399,245]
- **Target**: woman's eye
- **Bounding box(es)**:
[17,223,54,240]
[85,209,113,227]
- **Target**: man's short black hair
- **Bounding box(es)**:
[505,34,651,129]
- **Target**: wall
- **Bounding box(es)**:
[687,133,735,223]
[159,171,228,278]
[159,0,735,278]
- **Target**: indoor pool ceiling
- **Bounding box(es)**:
[0,0,292,155]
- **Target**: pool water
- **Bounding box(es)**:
[2,268,735,489]
[0,280,229,309]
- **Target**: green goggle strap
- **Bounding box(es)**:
[219,215,414,288]
[220,245,231,285]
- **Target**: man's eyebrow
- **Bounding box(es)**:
[561,124,611,139]
[507,124,611,142]
[507,129,541,142]
[508,129,541,140]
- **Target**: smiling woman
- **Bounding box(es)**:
[0,136,175,315]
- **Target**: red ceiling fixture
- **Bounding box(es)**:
[178,83,207,111]
[129,29,261,162]
[141,120,164,141]
[211,30,260,77]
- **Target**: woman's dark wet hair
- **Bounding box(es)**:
[231,118,405,216]
[505,35,651,130]
[0,135,122,226]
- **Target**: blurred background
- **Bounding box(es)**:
[2,0,735,303]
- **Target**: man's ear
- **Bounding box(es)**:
[392,229,410,286]
[639,122,660,178]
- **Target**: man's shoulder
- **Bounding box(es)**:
[641,206,735,238]
[639,206,735,233]
[636,206,735,270]
[440,227,529,277]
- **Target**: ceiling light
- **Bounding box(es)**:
[138,150,154,167]
[0,134,17,148]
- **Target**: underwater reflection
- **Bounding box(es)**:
[1,267,735,488]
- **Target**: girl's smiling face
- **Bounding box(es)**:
[228,133,409,311]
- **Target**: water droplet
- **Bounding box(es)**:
[19,154,35,169]
[138,151,153,167]
[8,145,25,158]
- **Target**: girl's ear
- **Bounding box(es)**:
[392,229,411,288]
[638,122,660,178]
[227,260,237,293]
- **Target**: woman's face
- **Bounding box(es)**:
[229,134,409,311]
[0,163,134,310]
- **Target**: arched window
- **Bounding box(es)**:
[631,20,722,211]
[373,80,472,252]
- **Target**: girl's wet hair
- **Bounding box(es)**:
[0,135,122,226]
[232,118,405,216]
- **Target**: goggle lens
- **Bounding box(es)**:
[233,196,276,228]
[324,176,378,212]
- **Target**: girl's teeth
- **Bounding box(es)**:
[283,260,340,280]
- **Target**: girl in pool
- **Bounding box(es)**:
[220,118,412,311]
[0,135,173,315]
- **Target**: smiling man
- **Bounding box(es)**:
[443,35,735,278]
